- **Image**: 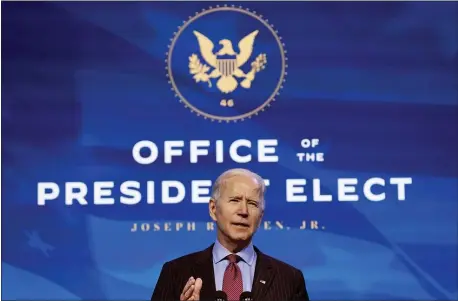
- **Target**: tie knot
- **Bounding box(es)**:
[226,254,240,263]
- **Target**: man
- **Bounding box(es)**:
[151,168,309,301]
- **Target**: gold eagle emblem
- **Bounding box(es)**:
[189,30,267,94]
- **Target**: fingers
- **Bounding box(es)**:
[192,278,203,300]
[185,277,196,292]
[183,284,194,300]
[179,277,203,301]
[180,277,195,301]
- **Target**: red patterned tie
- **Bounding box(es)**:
[222,254,243,301]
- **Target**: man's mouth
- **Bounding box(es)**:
[232,222,250,228]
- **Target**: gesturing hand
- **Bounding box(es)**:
[180,276,203,301]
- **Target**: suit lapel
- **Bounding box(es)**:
[252,247,276,300]
[191,245,216,301]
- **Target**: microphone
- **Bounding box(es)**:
[215,290,228,301]
[239,291,253,301]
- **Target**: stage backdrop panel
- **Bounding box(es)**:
[1,1,457,300]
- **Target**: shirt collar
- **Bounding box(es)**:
[212,239,256,266]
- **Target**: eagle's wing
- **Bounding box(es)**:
[193,31,217,68]
[236,30,259,67]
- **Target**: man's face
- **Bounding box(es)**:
[209,174,264,244]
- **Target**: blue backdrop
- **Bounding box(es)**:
[2,1,457,300]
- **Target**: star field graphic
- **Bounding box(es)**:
[2,1,457,300]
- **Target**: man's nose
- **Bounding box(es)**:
[237,201,249,216]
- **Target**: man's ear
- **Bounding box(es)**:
[256,206,265,229]
[209,198,217,222]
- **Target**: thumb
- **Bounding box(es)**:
[192,278,203,299]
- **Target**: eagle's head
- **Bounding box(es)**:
[217,39,236,56]
[219,39,232,46]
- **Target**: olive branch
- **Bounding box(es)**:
[240,53,267,89]
[251,53,267,72]
[188,54,212,87]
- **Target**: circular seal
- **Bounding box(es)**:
[166,5,287,122]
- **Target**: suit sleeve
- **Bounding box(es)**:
[151,262,175,301]
[292,268,310,301]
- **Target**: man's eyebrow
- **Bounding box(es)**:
[229,196,258,203]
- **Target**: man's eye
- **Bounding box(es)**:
[230,199,239,202]
[249,202,259,207]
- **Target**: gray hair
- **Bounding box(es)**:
[211,168,266,210]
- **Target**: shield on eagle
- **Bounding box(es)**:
[217,58,237,77]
